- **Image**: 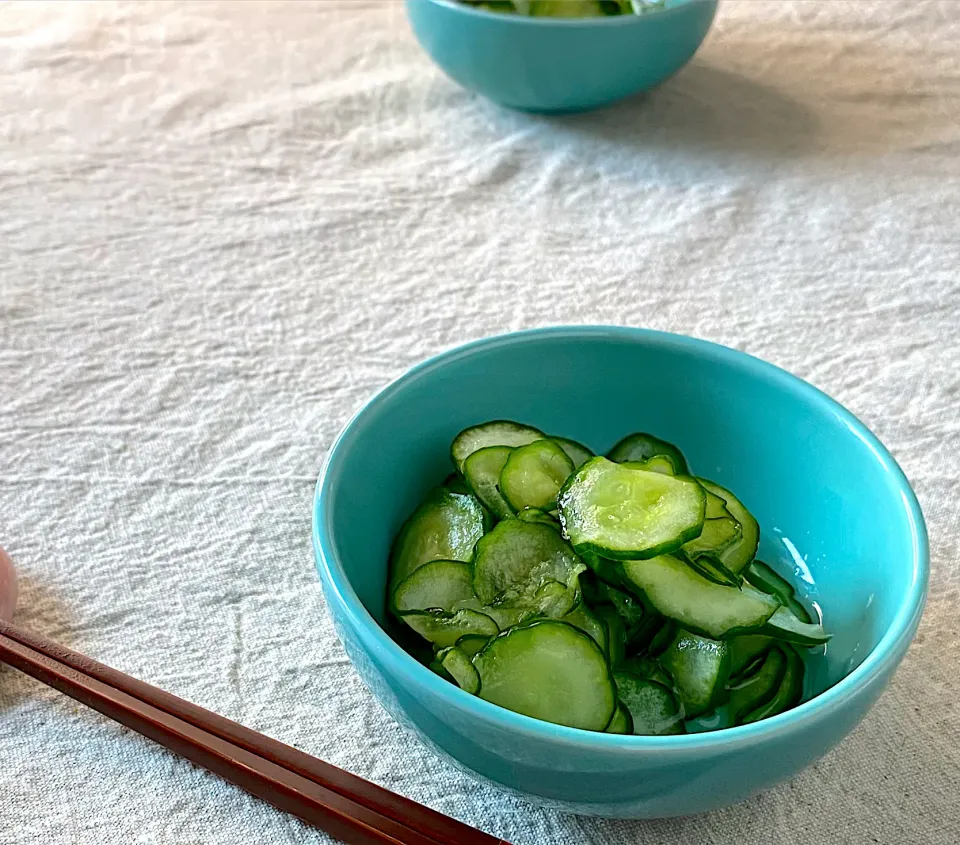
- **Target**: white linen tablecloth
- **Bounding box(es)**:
[1,2,958,843]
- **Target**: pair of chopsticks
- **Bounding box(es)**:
[0,620,511,845]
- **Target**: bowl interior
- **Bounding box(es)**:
[321,329,923,704]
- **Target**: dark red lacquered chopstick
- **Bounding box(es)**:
[0,620,510,845]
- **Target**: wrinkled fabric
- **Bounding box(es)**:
[1,2,958,843]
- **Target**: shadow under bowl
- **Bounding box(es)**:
[313,326,927,817]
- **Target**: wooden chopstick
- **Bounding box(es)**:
[0,621,511,845]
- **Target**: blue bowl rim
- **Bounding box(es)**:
[416,0,717,27]
[313,325,929,751]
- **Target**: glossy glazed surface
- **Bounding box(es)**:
[405,0,718,113]
[313,326,927,817]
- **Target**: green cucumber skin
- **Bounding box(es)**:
[500,439,575,513]
[389,488,489,593]
[618,556,780,641]
[474,620,617,732]
[451,420,545,472]
[463,445,516,521]
[551,436,595,470]
[606,432,690,475]
[745,560,814,624]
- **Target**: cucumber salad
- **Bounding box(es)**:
[459,1,667,18]
[388,421,830,735]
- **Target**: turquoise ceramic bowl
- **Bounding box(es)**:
[313,327,927,818]
[405,0,719,113]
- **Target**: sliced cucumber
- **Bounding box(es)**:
[682,517,742,561]
[594,604,626,666]
[529,0,617,16]
[474,621,616,731]
[517,507,560,528]
[605,703,634,734]
[742,646,804,724]
[472,519,585,609]
[579,551,622,587]
[455,634,492,657]
[462,445,515,521]
[403,608,499,649]
[746,561,813,624]
[389,488,488,591]
[620,555,780,640]
[658,629,730,718]
[697,480,760,574]
[560,602,608,652]
[619,656,673,689]
[559,458,706,560]
[392,560,476,615]
[451,421,544,473]
[727,646,788,724]
[703,486,733,519]
[606,432,690,475]
[762,606,831,646]
[604,583,646,630]
[645,618,678,657]
[500,439,575,512]
[551,437,595,470]
[614,672,685,735]
[438,647,481,694]
[728,634,774,679]
[622,455,678,476]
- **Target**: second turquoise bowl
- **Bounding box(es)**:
[313,327,927,817]
[405,0,719,113]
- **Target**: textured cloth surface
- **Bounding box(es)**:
[1,1,959,843]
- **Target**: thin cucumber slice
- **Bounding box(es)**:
[392,560,476,615]
[561,602,608,652]
[622,455,678,476]
[620,555,780,639]
[500,440,575,512]
[746,561,813,624]
[438,647,481,694]
[558,458,706,560]
[605,584,646,630]
[682,517,742,561]
[389,488,488,591]
[728,646,788,724]
[529,0,618,16]
[429,659,453,682]
[606,432,690,475]
[403,609,499,649]
[463,445,515,521]
[474,621,616,731]
[472,519,585,607]
[517,507,560,528]
[697,480,760,574]
[742,646,804,724]
[552,437,595,470]
[619,656,673,689]
[580,551,623,587]
[645,619,678,657]
[658,629,731,718]
[679,552,741,588]
[605,703,634,734]
[455,634,492,657]
[613,673,685,735]
[451,421,544,473]
[626,610,669,655]
[703,487,732,519]
[762,606,831,646]
[594,605,625,666]
[728,634,774,679]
